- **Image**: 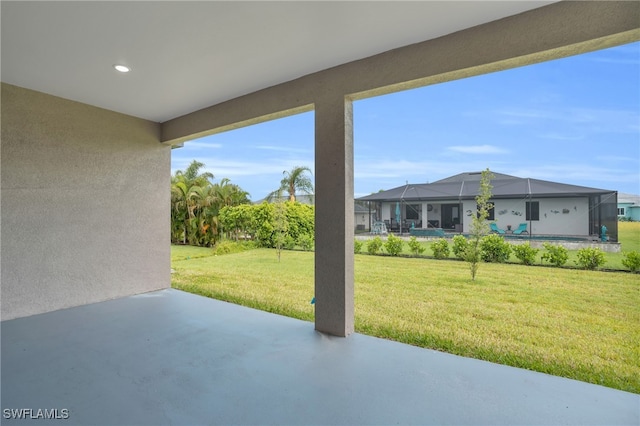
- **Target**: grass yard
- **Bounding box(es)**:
[172,245,640,394]
[619,221,640,252]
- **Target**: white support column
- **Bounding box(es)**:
[314,96,354,337]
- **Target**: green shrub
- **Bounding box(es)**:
[407,236,426,255]
[297,233,314,251]
[212,240,234,255]
[452,235,468,260]
[541,243,568,267]
[384,234,404,256]
[211,240,256,256]
[621,251,640,272]
[283,234,296,250]
[354,240,363,254]
[511,243,539,265]
[367,236,383,255]
[220,202,315,249]
[431,238,450,259]
[480,234,512,263]
[575,247,606,270]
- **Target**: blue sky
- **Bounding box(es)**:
[171,41,639,200]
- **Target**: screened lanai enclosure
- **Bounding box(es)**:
[358,172,618,242]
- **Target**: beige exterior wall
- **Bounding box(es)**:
[1,84,170,320]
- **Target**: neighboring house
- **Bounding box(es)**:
[617,193,640,221]
[355,201,377,231]
[357,172,618,242]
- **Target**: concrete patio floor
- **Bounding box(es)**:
[2,289,638,425]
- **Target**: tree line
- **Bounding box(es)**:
[171,161,314,247]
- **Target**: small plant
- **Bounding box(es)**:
[354,240,363,254]
[367,236,383,255]
[431,238,450,259]
[297,233,314,251]
[407,236,426,255]
[384,234,404,256]
[466,168,494,280]
[452,234,468,260]
[283,234,296,250]
[540,243,568,267]
[480,234,512,263]
[575,247,606,270]
[621,251,640,272]
[211,240,235,255]
[511,243,539,265]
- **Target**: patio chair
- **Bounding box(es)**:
[490,222,506,234]
[371,221,388,235]
[513,223,529,235]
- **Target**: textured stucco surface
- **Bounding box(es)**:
[314,98,354,336]
[1,84,169,320]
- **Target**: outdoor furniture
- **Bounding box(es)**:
[512,223,529,235]
[371,221,388,235]
[490,223,506,234]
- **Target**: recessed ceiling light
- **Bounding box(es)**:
[114,64,130,73]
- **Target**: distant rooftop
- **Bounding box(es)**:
[618,193,640,205]
[432,172,519,183]
[357,172,616,202]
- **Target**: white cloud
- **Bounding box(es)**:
[494,107,639,134]
[507,164,637,187]
[447,145,508,154]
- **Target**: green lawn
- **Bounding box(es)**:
[171,245,640,394]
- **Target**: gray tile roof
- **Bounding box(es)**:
[357,172,615,202]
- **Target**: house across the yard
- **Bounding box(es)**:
[357,172,619,242]
[618,193,640,222]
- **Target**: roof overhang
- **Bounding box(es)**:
[1,1,560,123]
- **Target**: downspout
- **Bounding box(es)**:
[400,184,409,232]
[459,181,465,233]
[527,178,532,240]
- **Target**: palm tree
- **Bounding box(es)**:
[171,160,250,245]
[268,166,314,203]
[171,160,214,244]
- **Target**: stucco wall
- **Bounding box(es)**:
[354,212,372,230]
[1,84,170,320]
[463,198,590,236]
[532,198,590,236]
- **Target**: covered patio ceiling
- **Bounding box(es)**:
[1,1,556,123]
